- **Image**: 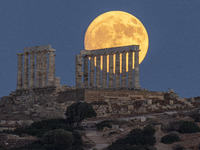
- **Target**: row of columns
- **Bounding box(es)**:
[76,50,140,89]
[17,49,56,90]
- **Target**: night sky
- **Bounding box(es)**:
[0,0,200,98]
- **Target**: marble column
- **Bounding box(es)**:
[83,55,89,88]
[17,53,23,90]
[121,51,126,88]
[102,54,107,88]
[134,50,140,89]
[115,52,120,88]
[29,51,35,88]
[96,55,101,88]
[23,52,29,89]
[42,50,48,87]
[128,50,133,88]
[108,53,114,88]
[75,54,83,88]
[36,51,42,87]
[90,55,95,88]
[48,49,56,86]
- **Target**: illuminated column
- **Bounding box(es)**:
[90,55,95,88]
[29,51,35,88]
[23,52,29,89]
[102,54,107,88]
[128,50,133,88]
[48,49,56,86]
[17,53,23,90]
[108,53,114,88]
[115,52,120,88]
[83,55,89,88]
[96,55,101,88]
[121,51,126,88]
[75,54,83,88]
[134,50,140,89]
[42,50,48,87]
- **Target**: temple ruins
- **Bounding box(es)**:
[16,45,60,90]
[75,45,141,89]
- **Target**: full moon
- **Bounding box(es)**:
[84,11,149,70]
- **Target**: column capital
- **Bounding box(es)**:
[122,50,127,53]
[42,50,48,53]
[29,51,35,54]
[49,49,56,52]
[36,50,42,54]
[84,55,89,58]
[134,49,141,52]
[24,52,29,55]
[17,53,23,56]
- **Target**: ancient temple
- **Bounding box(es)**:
[75,45,141,89]
[16,45,60,90]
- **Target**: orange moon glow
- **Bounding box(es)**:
[84,11,149,71]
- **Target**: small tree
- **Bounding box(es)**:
[179,121,200,133]
[65,102,97,126]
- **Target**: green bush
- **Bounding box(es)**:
[11,118,72,137]
[108,125,156,150]
[179,121,200,133]
[161,133,180,144]
[127,128,143,137]
[127,135,156,146]
[143,124,156,136]
[42,129,74,150]
[127,126,156,146]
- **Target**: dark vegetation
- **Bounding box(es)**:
[107,124,156,150]
[0,102,96,150]
[178,121,200,133]
[161,133,180,144]
[65,102,97,127]
[166,121,200,133]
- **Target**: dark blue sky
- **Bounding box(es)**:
[0,0,200,98]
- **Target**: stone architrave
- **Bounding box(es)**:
[42,50,48,87]
[83,55,89,88]
[96,55,101,88]
[102,54,107,88]
[17,53,23,90]
[115,52,120,88]
[36,51,42,87]
[29,51,35,88]
[75,54,83,88]
[23,52,29,89]
[121,51,126,88]
[90,55,95,88]
[128,50,133,88]
[48,49,56,86]
[134,50,140,89]
[108,53,114,88]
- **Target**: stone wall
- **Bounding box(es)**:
[0,87,194,128]
[84,89,165,102]
[0,86,84,122]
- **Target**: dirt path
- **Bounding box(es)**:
[85,128,109,150]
